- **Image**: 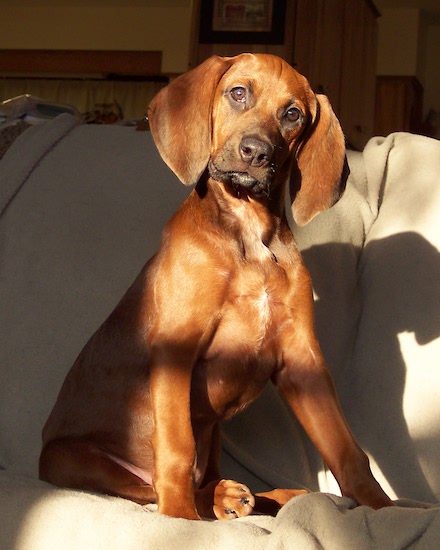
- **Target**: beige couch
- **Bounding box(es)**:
[1,115,439,548]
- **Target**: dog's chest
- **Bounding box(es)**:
[219,261,290,347]
[198,262,293,419]
[211,211,298,357]
[193,199,301,417]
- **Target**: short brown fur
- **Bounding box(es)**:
[40,54,392,520]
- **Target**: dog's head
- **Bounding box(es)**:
[148,53,346,225]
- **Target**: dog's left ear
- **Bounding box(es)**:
[148,56,233,186]
[290,94,346,226]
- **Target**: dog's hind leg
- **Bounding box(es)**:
[39,438,157,505]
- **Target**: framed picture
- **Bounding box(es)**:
[199,0,286,45]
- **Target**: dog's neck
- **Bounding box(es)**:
[195,177,287,262]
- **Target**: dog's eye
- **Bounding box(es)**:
[230,87,247,103]
[285,107,302,123]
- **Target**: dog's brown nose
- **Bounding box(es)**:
[239,137,273,167]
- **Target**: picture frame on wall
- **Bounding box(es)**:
[199,0,286,45]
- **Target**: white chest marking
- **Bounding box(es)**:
[255,289,271,326]
[230,200,273,262]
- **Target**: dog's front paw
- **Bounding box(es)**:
[213,479,255,520]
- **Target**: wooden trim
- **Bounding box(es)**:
[375,75,424,135]
[0,50,162,76]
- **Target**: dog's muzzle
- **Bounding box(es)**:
[228,171,271,196]
[209,136,276,197]
[239,136,273,168]
[208,162,274,197]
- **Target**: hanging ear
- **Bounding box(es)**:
[148,56,233,186]
[290,94,346,226]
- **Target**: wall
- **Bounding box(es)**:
[377,6,440,135]
[377,8,422,79]
[1,1,439,136]
[424,23,440,137]
[0,0,193,74]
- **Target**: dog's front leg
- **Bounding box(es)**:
[194,424,255,520]
[274,333,393,509]
[149,348,200,520]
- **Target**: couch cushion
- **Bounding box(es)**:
[0,115,189,475]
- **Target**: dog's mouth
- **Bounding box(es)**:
[229,171,271,197]
[208,161,273,198]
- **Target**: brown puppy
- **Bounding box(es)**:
[40,53,393,520]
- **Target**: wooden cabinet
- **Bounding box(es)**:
[339,0,379,149]
[293,0,345,113]
[374,76,424,136]
[190,0,379,150]
[292,0,379,149]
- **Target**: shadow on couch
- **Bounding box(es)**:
[307,232,440,503]
[222,233,440,505]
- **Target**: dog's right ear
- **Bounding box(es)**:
[290,93,346,226]
[148,56,232,186]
